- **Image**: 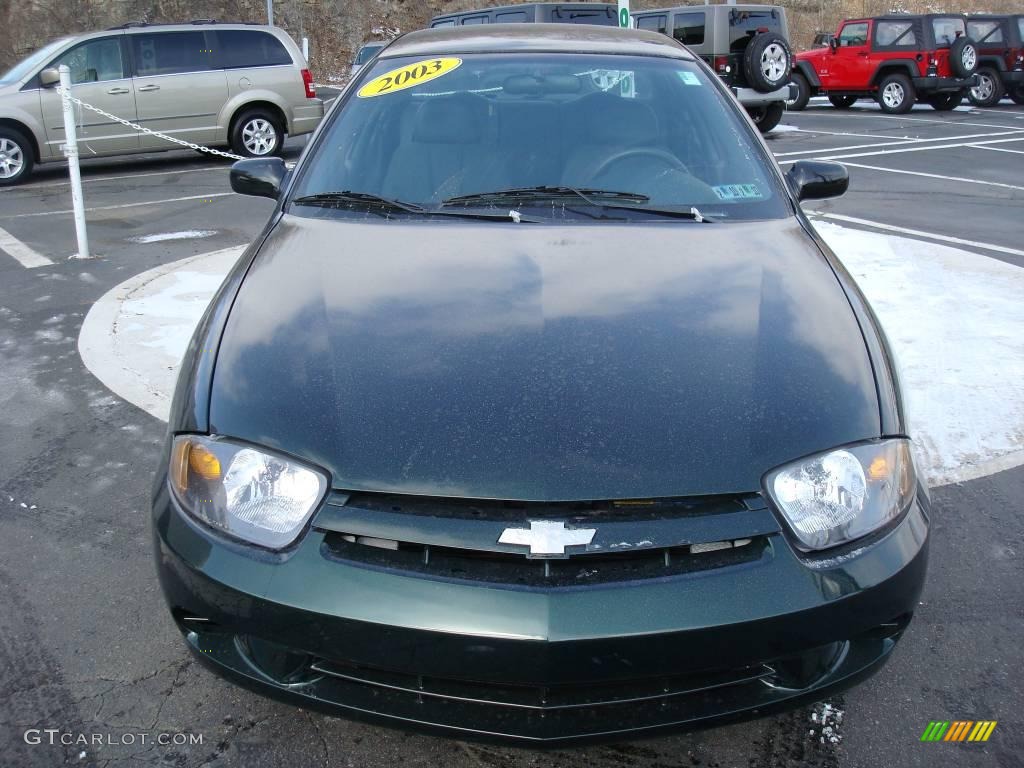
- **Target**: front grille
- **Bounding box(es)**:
[321,534,769,587]
[337,490,756,523]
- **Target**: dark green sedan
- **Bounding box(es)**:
[153,23,929,745]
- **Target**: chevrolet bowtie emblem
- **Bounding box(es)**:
[498,520,596,558]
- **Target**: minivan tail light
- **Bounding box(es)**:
[301,68,316,99]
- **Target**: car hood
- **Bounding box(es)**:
[796,48,828,63]
[209,214,880,501]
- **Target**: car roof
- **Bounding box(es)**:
[381,23,693,60]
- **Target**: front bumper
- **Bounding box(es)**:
[913,74,979,94]
[733,83,797,107]
[153,484,929,746]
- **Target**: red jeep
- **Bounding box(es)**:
[966,15,1024,106]
[791,14,979,113]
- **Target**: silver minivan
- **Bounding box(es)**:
[0,21,324,185]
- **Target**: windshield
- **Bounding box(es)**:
[291,53,789,221]
[0,38,71,85]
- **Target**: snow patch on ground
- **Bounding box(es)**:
[128,230,216,244]
[816,221,1024,485]
[808,701,844,745]
[768,123,802,133]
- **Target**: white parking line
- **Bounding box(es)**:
[836,161,1024,193]
[792,133,1024,162]
[2,192,234,219]
[968,143,1024,155]
[773,130,1023,157]
[0,224,54,268]
[809,212,1024,258]
[796,110,1024,131]
[0,165,225,193]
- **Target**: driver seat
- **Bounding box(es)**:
[561,93,661,187]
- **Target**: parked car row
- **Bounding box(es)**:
[3,5,1023,185]
[791,12,1024,113]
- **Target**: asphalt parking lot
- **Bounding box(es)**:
[1,96,1022,768]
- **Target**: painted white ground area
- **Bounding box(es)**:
[78,225,1024,486]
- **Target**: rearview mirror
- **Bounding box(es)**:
[39,68,60,87]
[829,37,838,53]
[230,157,288,199]
[785,160,848,201]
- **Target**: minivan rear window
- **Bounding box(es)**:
[216,30,292,68]
[133,32,214,76]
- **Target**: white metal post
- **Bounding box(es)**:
[266,0,274,25]
[58,65,89,261]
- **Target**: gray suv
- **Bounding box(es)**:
[633,4,794,132]
[0,20,324,185]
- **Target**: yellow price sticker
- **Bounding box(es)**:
[357,57,463,98]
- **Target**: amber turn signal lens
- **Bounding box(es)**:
[170,439,191,495]
[188,444,222,480]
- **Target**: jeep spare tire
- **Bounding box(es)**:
[949,37,978,78]
[744,33,792,93]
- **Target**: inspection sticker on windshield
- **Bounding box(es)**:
[677,71,701,86]
[358,58,463,98]
[712,183,763,201]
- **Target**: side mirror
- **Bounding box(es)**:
[230,157,288,199]
[829,37,839,53]
[39,68,60,87]
[785,160,848,201]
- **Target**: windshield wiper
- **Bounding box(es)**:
[590,204,715,222]
[292,191,426,214]
[443,186,650,207]
[291,191,545,223]
[442,187,712,222]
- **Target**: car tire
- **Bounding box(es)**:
[968,67,1003,107]
[743,33,792,93]
[789,72,811,111]
[876,73,915,114]
[0,128,34,187]
[949,37,978,78]
[927,91,963,111]
[230,109,285,158]
[748,101,785,133]
[827,95,857,109]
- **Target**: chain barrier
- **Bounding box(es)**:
[56,86,246,161]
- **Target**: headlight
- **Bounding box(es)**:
[169,435,328,550]
[764,439,916,552]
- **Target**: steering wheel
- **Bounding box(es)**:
[589,148,689,182]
